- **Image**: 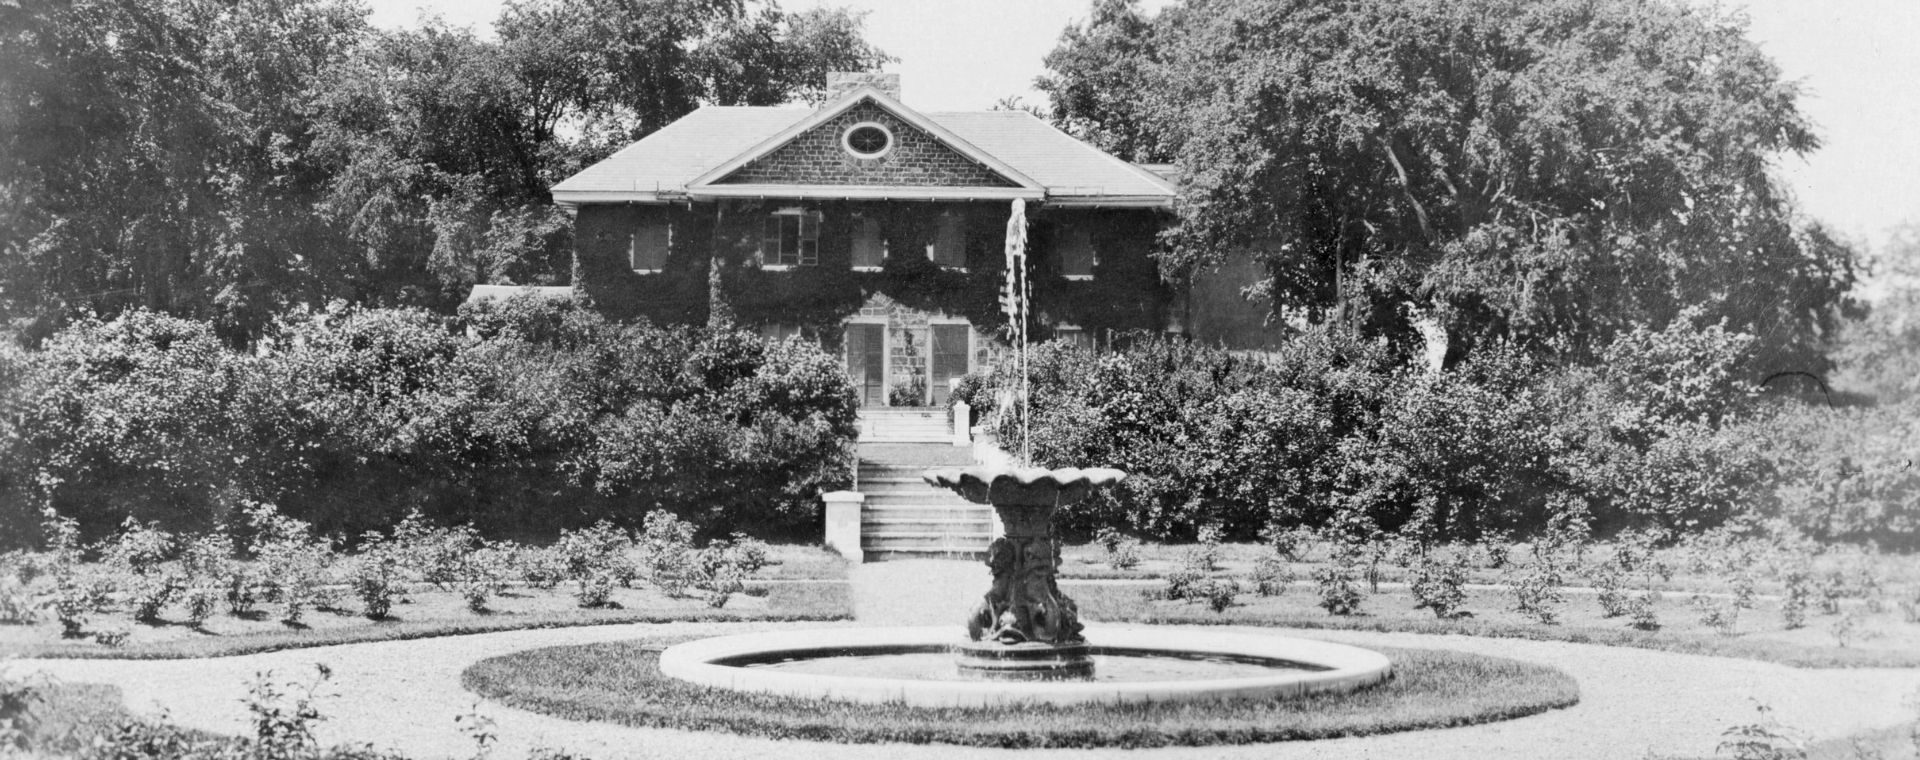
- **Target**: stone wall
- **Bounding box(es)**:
[716,103,1018,188]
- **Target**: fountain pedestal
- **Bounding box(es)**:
[923,466,1126,681]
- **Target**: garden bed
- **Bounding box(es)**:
[0,581,851,660]
[1069,584,1920,668]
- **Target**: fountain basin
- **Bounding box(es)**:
[658,625,1392,708]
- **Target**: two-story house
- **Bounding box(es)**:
[551,73,1263,408]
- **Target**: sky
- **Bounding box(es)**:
[364,0,1920,255]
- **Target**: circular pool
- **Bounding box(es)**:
[657,625,1393,708]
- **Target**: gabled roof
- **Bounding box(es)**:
[551,92,1177,209]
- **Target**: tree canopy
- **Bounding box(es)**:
[0,0,889,341]
[1040,0,1859,373]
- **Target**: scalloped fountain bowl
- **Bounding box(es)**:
[655,464,1394,707]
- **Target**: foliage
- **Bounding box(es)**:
[1250,556,1293,597]
[242,503,333,627]
[2,304,859,544]
[1408,547,1470,619]
[1043,0,1858,373]
[1716,700,1807,760]
[1312,549,1364,616]
[100,519,185,623]
[0,0,888,337]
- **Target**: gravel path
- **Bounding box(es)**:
[22,560,1920,760]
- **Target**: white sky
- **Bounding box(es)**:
[364,0,1920,252]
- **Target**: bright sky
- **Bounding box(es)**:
[364,0,1920,252]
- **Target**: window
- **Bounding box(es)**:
[630,221,669,272]
[1054,325,1096,351]
[1057,225,1096,280]
[929,210,966,269]
[758,323,803,342]
[762,209,821,267]
[843,122,893,159]
[851,216,884,270]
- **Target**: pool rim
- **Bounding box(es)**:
[657,625,1393,708]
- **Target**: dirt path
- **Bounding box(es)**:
[20,560,1920,760]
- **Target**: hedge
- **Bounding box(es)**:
[0,297,859,546]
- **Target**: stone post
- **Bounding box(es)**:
[821,490,864,563]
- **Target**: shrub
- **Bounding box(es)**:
[1250,556,1293,597]
[511,545,569,591]
[243,503,332,626]
[455,545,513,613]
[1626,590,1661,631]
[556,521,637,587]
[390,511,483,592]
[1409,547,1471,619]
[1780,563,1813,630]
[347,542,403,620]
[1198,578,1240,612]
[1312,550,1364,615]
[640,511,698,598]
[1694,594,1739,636]
[1717,700,1807,760]
[1108,540,1140,571]
[38,509,109,637]
[1161,568,1203,601]
[178,532,233,627]
[1510,559,1564,626]
[100,519,184,623]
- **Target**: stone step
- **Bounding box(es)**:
[860,435,951,444]
[862,530,995,548]
[861,517,994,533]
[863,503,992,518]
[861,489,975,504]
[862,547,989,562]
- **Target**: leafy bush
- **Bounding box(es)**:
[346,542,403,620]
[1250,556,1293,597]
[1409,547,1470,619]
[1197,578,1240,612]
[1160,568,1203,602]
[1312,549,1364,615]
[640,511,698,598]
[38,510,109,637]
[242,503,333,626]
[2,304,859,546]
[100,519,184,623]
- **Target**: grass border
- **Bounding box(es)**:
[2,583,852,661]
[460,639,1580,748]
[1066,585,1920,669]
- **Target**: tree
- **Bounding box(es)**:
[1,0,888,339]
[1041,0,1859,373]
[1036,0,1167,163]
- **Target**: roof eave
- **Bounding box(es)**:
[691,185,1042,201]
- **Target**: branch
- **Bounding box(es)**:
[1377,136,1434,241]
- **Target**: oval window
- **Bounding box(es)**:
[843,123,892,158]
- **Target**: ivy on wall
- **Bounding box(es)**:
[574,199,1175,351]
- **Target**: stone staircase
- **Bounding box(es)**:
[856,441,996,561]
[858,408,952,444]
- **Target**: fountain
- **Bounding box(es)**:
[655,199,1391,706]
[657,462,1392,706]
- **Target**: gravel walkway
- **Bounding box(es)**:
[22,560,1920,760]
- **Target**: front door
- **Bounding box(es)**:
[845,323,885,407]
[930,323,970,407]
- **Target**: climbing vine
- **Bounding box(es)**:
[575,199,1175,348]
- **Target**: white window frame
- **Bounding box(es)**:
[842,121,895,160]
[761,207,821,269]
[850,215,885,272]
[1058,225,1096,281]
[927,210,968,272]
[630,220,670,274]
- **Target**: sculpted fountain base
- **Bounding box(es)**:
[926,466,1124,681]
[954,640,1094,681]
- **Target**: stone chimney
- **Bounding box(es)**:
[826,71,901,102]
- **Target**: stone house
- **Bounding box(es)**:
[552,73,1263,408]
